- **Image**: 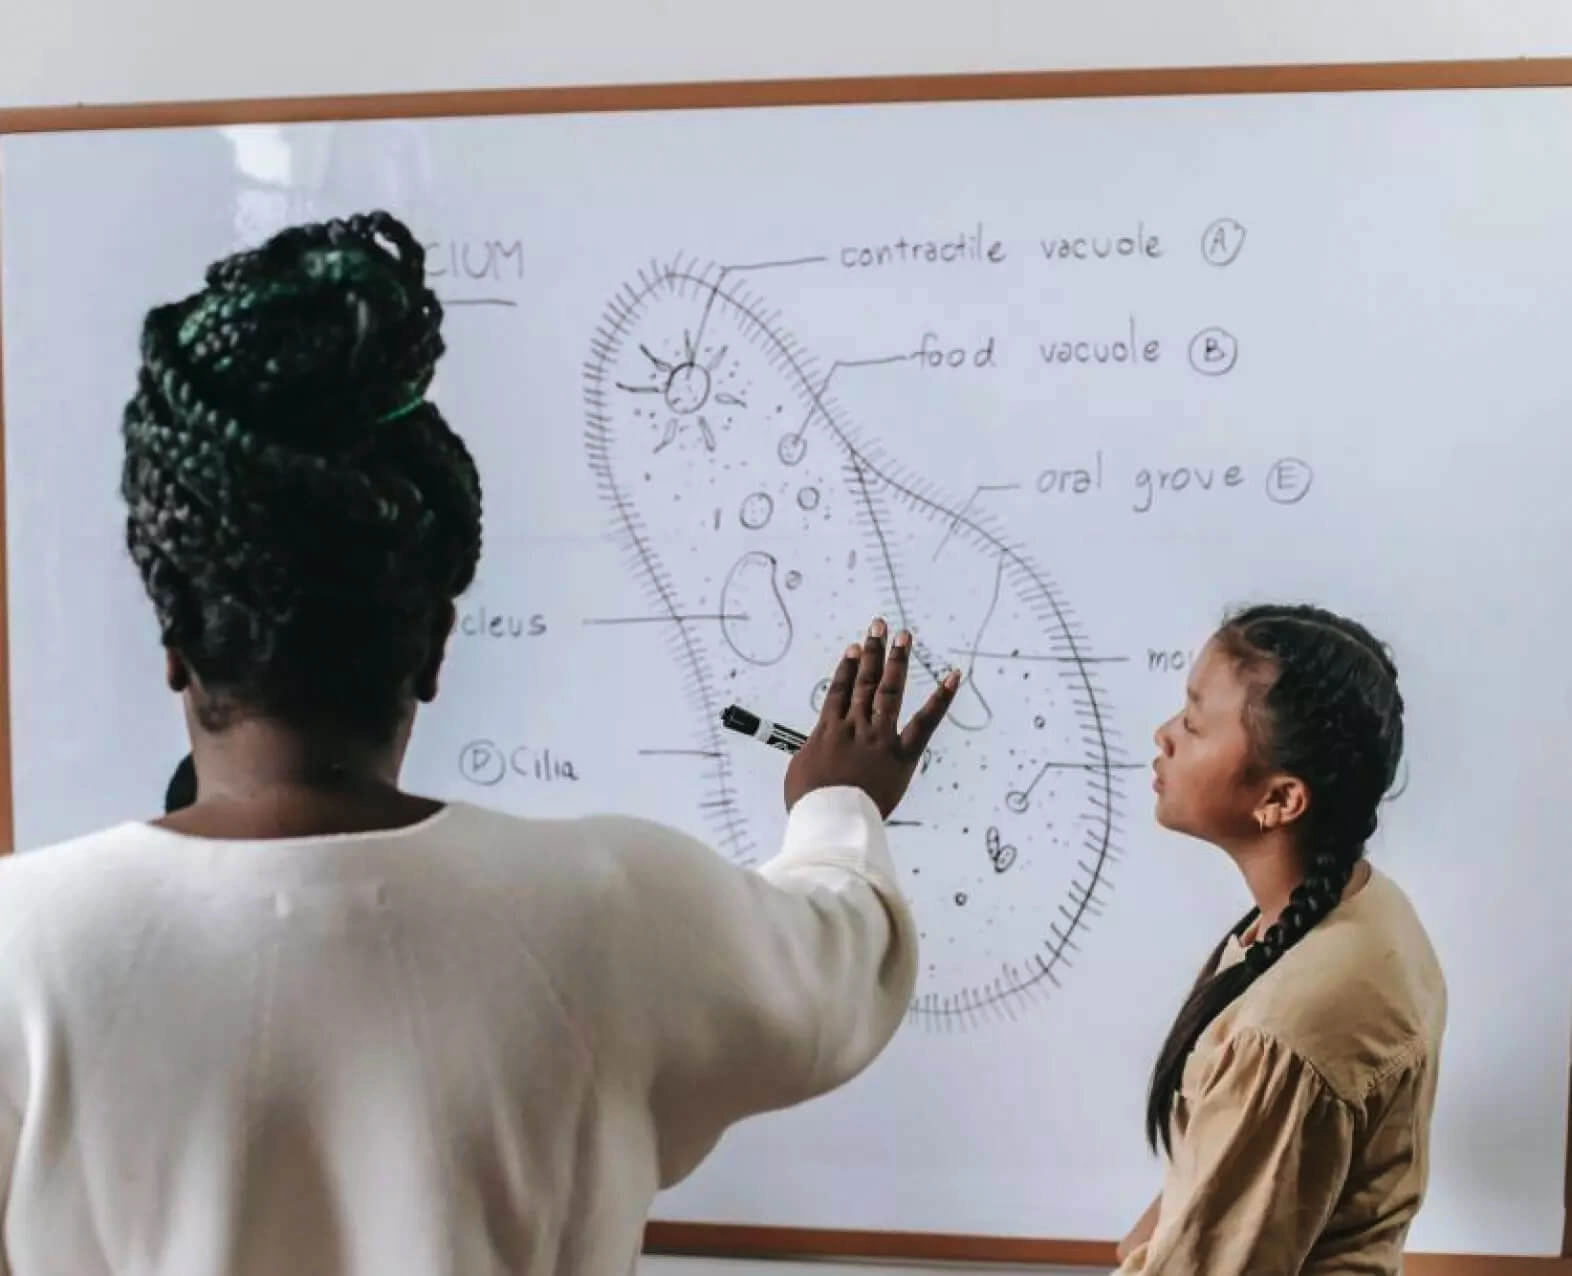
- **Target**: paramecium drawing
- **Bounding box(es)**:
[584,255,1130,1028]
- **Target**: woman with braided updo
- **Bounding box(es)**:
[0,212,957,1274]
[1115,604,1446,1275]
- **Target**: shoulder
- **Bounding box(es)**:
[0,823,239,993]
[4,821,167,868]
[0,825,180,1075]
[0,822,172,929]
[1182,1023,1352,1120]
[1223,869,1447,1102]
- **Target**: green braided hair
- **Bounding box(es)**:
[121,211,484,739]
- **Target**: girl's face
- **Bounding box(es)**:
[1151,637,1268,844]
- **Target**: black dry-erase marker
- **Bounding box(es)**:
[721,704,808,755]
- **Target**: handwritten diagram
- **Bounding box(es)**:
[583,257,1128,1027]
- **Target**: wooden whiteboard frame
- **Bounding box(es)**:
[1,56,1570,1272]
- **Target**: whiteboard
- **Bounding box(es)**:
[3,87,1570,1256]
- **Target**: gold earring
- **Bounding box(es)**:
[1254,812,1268,832]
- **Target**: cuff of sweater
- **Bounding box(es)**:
[764,786,895,886]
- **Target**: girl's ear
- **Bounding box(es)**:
[165,648,190,693]
[1253,774,1309,831]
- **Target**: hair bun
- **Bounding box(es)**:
[159,211,444,454]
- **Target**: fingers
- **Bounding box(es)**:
[820,642,861,722]
[898,668,962,759]
[849,618,887,721]
[870,629,912,736]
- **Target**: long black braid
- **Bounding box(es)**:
[121,211,483,739]
[1144,603,1405,1155]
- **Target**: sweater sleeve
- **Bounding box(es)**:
[1117,1028,1357,1276]
[585,785,919,1188]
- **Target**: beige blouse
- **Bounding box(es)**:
[1118,867,1447,1276]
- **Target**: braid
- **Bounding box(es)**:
[1144,603,1404,1155]
[1242,851,1357,976]
[121,211,483,739]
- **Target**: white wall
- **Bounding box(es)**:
[3,2,1569,1274]
[3,1,1572,110]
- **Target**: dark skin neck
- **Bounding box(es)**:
[156,629,450,841]
[156,708,442,841]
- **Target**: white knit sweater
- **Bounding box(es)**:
[0,786,916,1274]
